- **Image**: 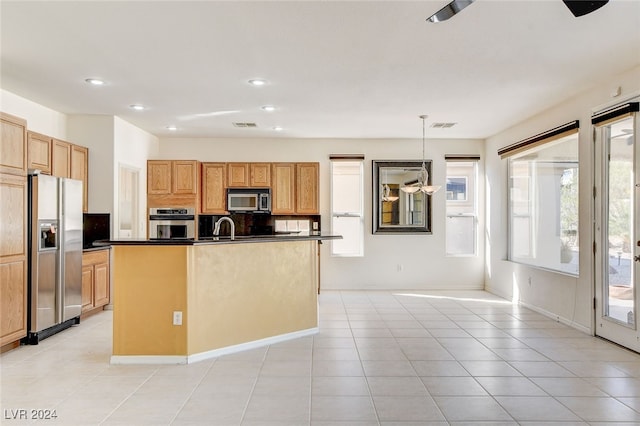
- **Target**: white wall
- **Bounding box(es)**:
[113,117,160,238]
[0,89,67,139]
[66,115,159,238]
[484,65,640,333]
[158,137,485,290]
[66,115,115,216]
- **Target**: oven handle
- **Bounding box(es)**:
[149,215,195,220]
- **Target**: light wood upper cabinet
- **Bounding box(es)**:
[271,162,319,215]
[172,161,198,194]
[71,144,89,212]
[271,163,296,214]
[227,163,249,187]
[27,131,52,175]
[296,162,319,214]
[201,163,227,214]
[147,160,172,194]
[250,163,271,187]
[0,112,27,176]
[147,160,199,195]
[52,139,71,178]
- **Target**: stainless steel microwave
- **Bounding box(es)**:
[227,188,271,213]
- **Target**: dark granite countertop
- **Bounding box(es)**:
[97,234,341,246]
[83,245,111,252]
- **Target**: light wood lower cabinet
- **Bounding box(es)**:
[82,249,110,315]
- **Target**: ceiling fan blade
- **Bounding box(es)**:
[427,0,475,23]
[562,0,609,17]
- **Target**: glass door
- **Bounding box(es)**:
[595,106,639,350]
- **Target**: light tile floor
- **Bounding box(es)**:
[2,290,640,425]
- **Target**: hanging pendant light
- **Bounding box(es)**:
[381,168,399,202]
[401,115,441,195]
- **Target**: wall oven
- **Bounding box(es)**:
[149,207,195,239]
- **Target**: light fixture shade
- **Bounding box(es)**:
[421,185,442,195]
[400,185,420,194]
[402,115,441,196]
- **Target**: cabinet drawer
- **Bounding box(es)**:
[82,249,109,266]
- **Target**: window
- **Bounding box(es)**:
[446,160,478,256]
[507,134,579,274]
[330,159,364,256]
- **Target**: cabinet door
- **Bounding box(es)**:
[250,163,271,187]
[172,160,198,194]
[271,163,296,214]
[94,262,110,308]
[71,145,89,212]
[81,265,94,312]
[0,112,27,176]
[52,139,71,178]
[227,163,249,187]
[296,162,319,214]
[148,160,172,194]
[0,174,28,346]
[27,131,52,175]
[202,163,227,214]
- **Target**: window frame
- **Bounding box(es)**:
[330,159,364,257]
[445,159,478,257]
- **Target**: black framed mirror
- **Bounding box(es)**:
[372,160,433,234]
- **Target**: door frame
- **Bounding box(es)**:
[593,98,639,351]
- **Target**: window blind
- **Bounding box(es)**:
[444,154,480,161]
[498,120,579,159]
[592,102,639,127]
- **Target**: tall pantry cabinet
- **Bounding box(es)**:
[0,112,28,349]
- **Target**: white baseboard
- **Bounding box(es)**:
[517,300,591,335]
[109,327,319,365]
[110,355,187,365]
[187,327,319,364]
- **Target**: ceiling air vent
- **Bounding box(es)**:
[431,122,457,128]
[232,122,257,128]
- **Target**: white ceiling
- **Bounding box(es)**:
[1,0,639,140]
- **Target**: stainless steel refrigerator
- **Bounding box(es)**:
[26,173,83,344]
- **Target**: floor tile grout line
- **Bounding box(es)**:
[393,291,518,424]
[98,365,161,425]
[341,290,381,426]
[237,343,269,425]
[168,358,218,425]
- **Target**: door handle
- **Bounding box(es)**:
[636,255,640,262]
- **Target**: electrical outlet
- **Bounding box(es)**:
[173,311,182,326]
[313,222,319,231]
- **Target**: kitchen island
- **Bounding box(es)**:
[106,235,339,364]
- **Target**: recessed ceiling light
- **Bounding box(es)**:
[261,105,276,112]
[273,126,283,131]
[166,125,177,131]
[85,78,105,85]
[248,79,267,87]
[129,104,145,111]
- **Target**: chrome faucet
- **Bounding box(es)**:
[213,216,235,240]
